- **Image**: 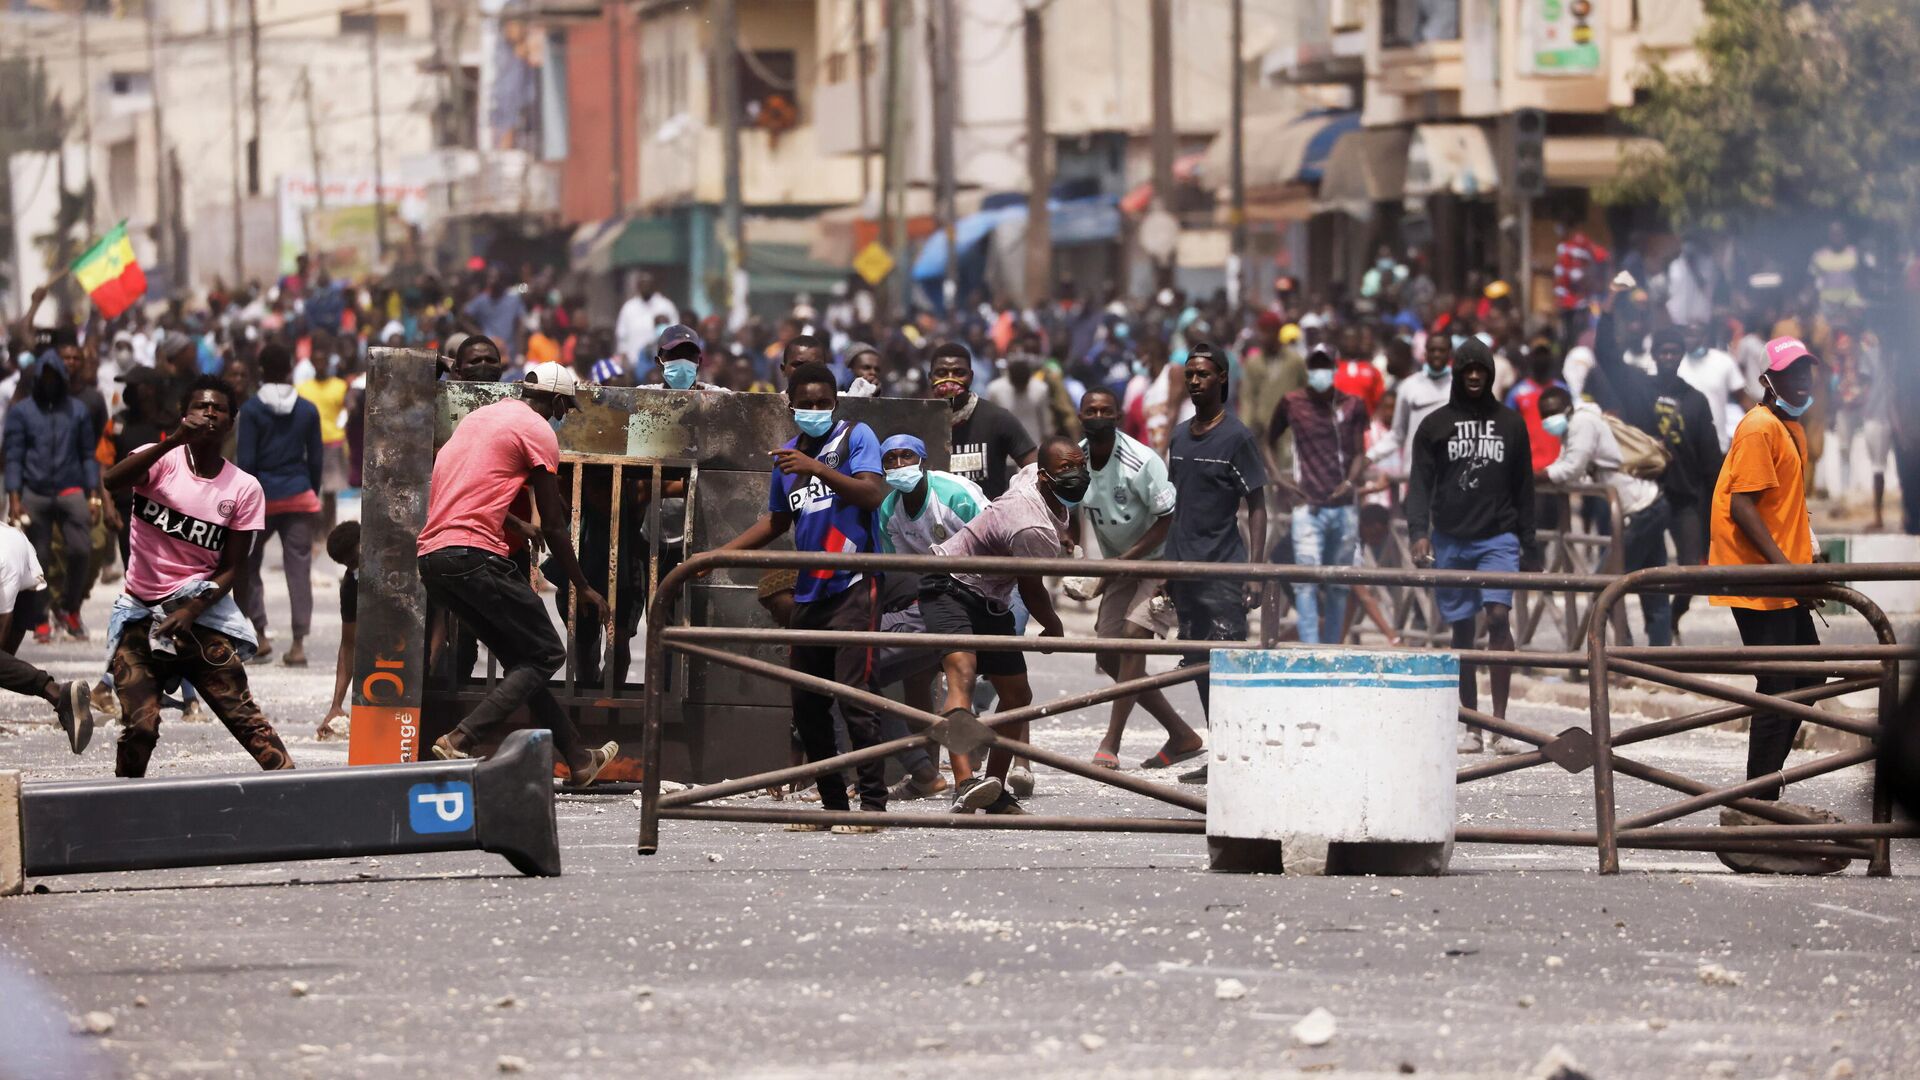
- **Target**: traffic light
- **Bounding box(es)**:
[1511,108,1547,199]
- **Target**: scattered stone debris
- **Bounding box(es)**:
[1100,962,1129,978]
[962,971,986,987]
[76,1011,115,1036]
[493,995,519,1009]
[1079,1033,1107,1052]
[289,981,310,998]
[1524,1044,1592,1080]
[1214,978,1249,1001]
[1544,955,1564,969]
[1291,1007,1337,1047]
[496,1054,530,1073]
[297,1044,329,1056]
[1697,963,1744,987]
[1826,1060,1856,1080]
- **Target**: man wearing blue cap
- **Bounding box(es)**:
[873,433,986,801]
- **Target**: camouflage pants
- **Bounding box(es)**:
[111,620,293,778]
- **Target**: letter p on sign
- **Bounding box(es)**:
[408,781,474,834]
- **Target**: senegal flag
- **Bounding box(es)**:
[70,222,147,318]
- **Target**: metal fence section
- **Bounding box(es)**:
[633,551,1920,874]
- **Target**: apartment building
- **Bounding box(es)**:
[1272,0,1701,306]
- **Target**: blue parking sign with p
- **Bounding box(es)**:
[408,780,475,834]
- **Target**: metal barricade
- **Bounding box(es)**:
[633,551,1920,873]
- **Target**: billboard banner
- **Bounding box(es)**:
[1520,0,1602,77]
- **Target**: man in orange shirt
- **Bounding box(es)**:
[1709,336,1820,803]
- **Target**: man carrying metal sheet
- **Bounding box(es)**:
[417,362,619,787]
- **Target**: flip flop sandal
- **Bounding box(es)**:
[1091,750,1120,770]
[1140,746,1205,770]
[570,741,621,787]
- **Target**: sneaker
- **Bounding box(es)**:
[951,775,1004,813]
[1006,765,1035,799]
[1457,727,1484,754]
[1489,734,1532,756]
[1177,764,1209,785]
[89,680,119,721]
[33,623,50,645]
[61,611,86,641]
[983,790,1028,816]
[569,741,620,786]
[430,733,472,760]
[784,821,830,832]
[888,773,949,802]
[54,679,93,754]
[282,640,308,667]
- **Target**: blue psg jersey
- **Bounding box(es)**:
[768,420,883,603]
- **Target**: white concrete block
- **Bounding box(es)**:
[1,770,21,897]
[1206,649,1459,875]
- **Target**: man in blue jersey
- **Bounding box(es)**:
[715,362,891,829]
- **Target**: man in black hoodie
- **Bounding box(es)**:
[1592,285,1723,640]
[3,341,102,641]
[1406,339,1535,754]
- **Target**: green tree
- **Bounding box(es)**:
[1608,0,1920,235]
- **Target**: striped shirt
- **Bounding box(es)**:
[877,470,985,556]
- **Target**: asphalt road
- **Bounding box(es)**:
[1,542,1915,1080]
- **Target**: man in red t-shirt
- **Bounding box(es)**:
[1332,325,1384,412]
[417,362,616,784]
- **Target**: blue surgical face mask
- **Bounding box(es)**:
[1688,346,1707,360]
[663,358,698,390]
[1541,411,1570,438]
[1131,359,1148,378]
[793,407,836,437]
[1427,363,1450,380]
[1763,375,1812,418]
[884,464,923,493]
[1307,368,1336,393]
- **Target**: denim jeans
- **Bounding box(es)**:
[418,546,587,769]
[1621,496,1673,647]
[1290,504,1357,644]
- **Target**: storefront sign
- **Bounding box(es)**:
[1520,0,1601,77]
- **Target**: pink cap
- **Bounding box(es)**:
[1764,336,1818,371]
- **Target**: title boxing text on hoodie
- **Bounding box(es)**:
[1405,360,1536,549]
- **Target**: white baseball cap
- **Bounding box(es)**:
[524,361,579,398]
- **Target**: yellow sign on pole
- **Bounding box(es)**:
[853,241,896,286]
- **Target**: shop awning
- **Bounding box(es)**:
[1048,194,1123,247]
[1312,127,1412,218]
[610,213,688,267]
[1405,124,1498,198]
[912,205,1024,281]
[1544,135,1662,188]
[568,216,626,275]
[1200,110,1360,194]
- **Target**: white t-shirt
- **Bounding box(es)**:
[1081,431,1177,558]
[0,523,46,615]
[986,373,1053,443]
[1678,348,1747,451]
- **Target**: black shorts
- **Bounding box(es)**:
[917,575,1026,677]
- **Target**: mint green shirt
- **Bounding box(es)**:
[1081,431,1176,558]
[878,470,986,555]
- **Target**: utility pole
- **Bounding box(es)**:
[247,0,262,195]
[1022,3,1049,309]
[1227,0,1245,308]
[715,0,743,322]
[607,0,624,214]
[299,66,323,257]
[144,0,174,286]
[1149,0,1175,288]
[928,0,956,310]
[367,1,388,263]
[880,0,907,317]
[852,0,871,200]
[227,0,246,283]
[77,7,95,232]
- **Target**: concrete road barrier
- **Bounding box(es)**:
[1207,649,1459,875]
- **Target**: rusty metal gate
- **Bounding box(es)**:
[632,550,1920,875]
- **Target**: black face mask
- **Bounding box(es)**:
[1046,467,1091,504]
[1081,416,1117,439]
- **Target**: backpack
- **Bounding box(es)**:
[1605,414,1670,479]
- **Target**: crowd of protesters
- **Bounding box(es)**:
[0,221,1908,859]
